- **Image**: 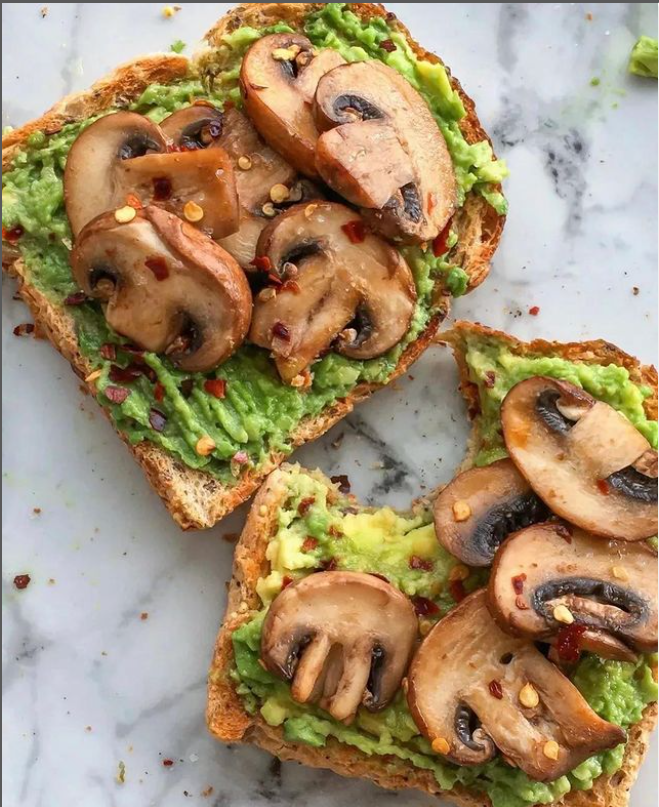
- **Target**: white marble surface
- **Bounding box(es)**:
[2,3,657,806]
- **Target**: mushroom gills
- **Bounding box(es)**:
[433,459,549,567]
[502,376,658,540]
[406,590,625,780]
[70,206,252,373]
[159,104,224,149]
[488,523,658,657]
[260,571,418,722]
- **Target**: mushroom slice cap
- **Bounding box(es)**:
[159,103,224,149]
[70,206,252,372]
[248,202,416,382]
[64,111,167,236]
[433,459,549,566]
[488,522,658,655]
[502,376,658,540]
[407,590,625,780]
[314,60,457,243]
[240,34,346,178]
[261,571,418,723]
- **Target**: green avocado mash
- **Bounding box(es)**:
[228,467,658,807]
[629,36,658,78]
[2,3,506,483]
[455,330,658,466]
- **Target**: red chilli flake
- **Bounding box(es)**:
[302,536,319,552]
[432,220,453,257]
[64,291,88,306]
[380,38,397,52]
[125,193,143,209]
[13,574,31,590]
[596,479,611,496]
[145,256,169,281]
[483,371,497,389]
[449,579,467,603]
[489,679,504,699]
[320,558,338,572]
[109,364,143,384]
[13,323,35,337]
[149,408,167,433]
[152,177,172,201]
[298,497,315,516]
[3,224,24,242]
[412,596,440,616]
[105,386,130,404]
[154,382,166,402]
[204,378,227,399]
[328,524,344,538]
[528,306,540,316]
[251,255,272,273]
[409,555,433,572]
[555,624,587,663]
[162,759,174,768]
[512,573,527,595]
[232,451,249,465]
[331,474,351,494]
[100,343,117,361]
[272,321,291,341]
[341,220,366,244]
[280,279,301,294]
[282,575,293,589]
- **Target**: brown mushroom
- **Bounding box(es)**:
[433,459,549,566]
[64,111,240,239]
[407,590,625,780]
[240,34,345,177]
[501,377,658,540]
[70,206,252,372]
[488,523,658,657]
[314,60,457,243]
[261,571,417,723]
[248,202,416,382]
[159,103,224,149]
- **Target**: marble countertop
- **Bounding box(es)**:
[2,3,657,806]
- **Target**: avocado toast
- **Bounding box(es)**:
[1,3,506,530]
[207,321,658,807]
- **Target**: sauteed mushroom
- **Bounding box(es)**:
[488,523,658,657]
[261,571,418,722]
[501,377,658,540]
[407,590,625,780]
[70,206,251,372]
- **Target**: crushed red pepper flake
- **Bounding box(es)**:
[556,623,587,662]
[13,574,31,590]
[105,386,130,404]
[109,363,143,383]
[154,381,166,402]
[64,291,88,306]
[432,220,452,257]
[320,557,338,572]
[100,343,117,361]
[489,679,504,699]
[3,224,24,242]
[298,497,315,516]
[330,474,351,493]
[483,371,497,389]
[145,256,169,281]
[13,323,35,337]
[251,255,272,272]
[302,536,318,552]
[596,479,611,495]
[512,573,527,595]
[449,579,467,603]
[280,279,301,294]
[162,758,174,767]
[341,220,366,244]
[204,378,227,398]
[125,193,143,209]
[379,38,396,52]
[328,524,344,538]
[411,596,440,616]
[409,555,434,571]
[281,575,293,589]
[528,306,540,316]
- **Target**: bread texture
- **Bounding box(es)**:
[207,325,658,806]
[2,3,505,530]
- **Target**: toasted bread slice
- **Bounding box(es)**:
[207,326,658,806]
[2,3,505,530]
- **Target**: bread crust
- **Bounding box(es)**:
[2,3,504,530]
[208,324,659,807]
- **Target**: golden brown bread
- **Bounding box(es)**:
[208,322,659,807]
[2,3,505,530]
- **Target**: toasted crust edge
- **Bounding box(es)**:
[207,319,659,806]
[2,2,504,530]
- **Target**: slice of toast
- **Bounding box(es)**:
[207,326,658,807]
[1,3,505,530]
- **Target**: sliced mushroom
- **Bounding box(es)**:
[433,459,549,566]
[314,60,457,243]
[64,111,240,239]
[159,103,224,149]
[70,206,252,372]
[501,377,658,540]
[261,571,417,723]
[240,34,345,178]
[407,590,625,780]
[248,202,416,382]
[488,523,658,657]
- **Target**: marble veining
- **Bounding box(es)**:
[2,3,657,806]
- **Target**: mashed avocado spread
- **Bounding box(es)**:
[2,4,507,482]
[228,467,658,807]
